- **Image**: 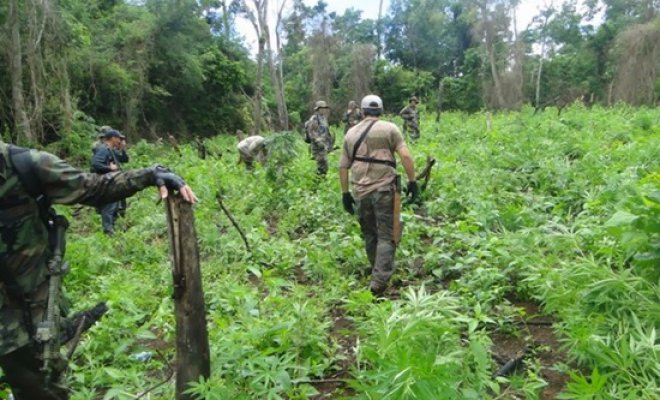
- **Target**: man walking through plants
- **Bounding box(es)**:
[339,94,418,295]
[399,96,420,140]
[305,100,333,175]
[343,100,363,135]
[90,129,125,235]
[0,140,196,399]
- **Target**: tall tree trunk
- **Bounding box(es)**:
[535,11,551,109]
[274,0,289,129]
[245,0,266,135]
[254,35,265,135]
[377,0,384,59]
[58,56,73,132]
[7,0,33,143]
[262,0,287,130]
[222,0,230,37]
[26,0,46,141]
[478,1,505,109]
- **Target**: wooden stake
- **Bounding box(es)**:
[415,156,436,192]
[165,194,210,399]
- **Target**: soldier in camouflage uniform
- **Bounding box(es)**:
[342,100,363,135]
[0,141,196,399]
[305,100,333,175]
[399,96,420,140]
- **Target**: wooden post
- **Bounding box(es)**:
[165,194,210,399]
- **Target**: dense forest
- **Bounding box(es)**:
[0,0,658,145]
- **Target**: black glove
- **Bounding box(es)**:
[406,181,419,202]
[342,192,356,215]
[153,166,186,191]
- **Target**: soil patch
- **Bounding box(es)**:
[310,306,357,399]
[490,300,569,399]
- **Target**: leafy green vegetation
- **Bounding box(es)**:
[20,104,655,399]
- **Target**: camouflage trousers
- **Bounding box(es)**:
[356,190,396,292]
[0,345,68,399]
[238,148,255,170]
[403,120,420,139]
[310,141,328,175]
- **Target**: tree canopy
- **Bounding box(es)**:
[0,0,657,144]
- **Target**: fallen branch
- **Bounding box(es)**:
[415,156,436,191]
[296,378,346,384]
[216,191,251,253]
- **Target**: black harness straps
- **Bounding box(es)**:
[350,120,396,168]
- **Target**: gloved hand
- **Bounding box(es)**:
[153,166,186,190]
[342,192,356,215]
[406,181,419,203]
[152,165,197,204]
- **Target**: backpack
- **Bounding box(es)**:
[6,145,52,224]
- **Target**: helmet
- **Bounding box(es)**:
[314,100,329,110]
[409,96,419,103]
[361,95,383,110]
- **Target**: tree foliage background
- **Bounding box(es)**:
[0,0,658,145]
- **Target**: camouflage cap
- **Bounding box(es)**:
[409,96,419,103]
[314,100,329,110]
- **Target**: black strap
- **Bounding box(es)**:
[350,120,397,168]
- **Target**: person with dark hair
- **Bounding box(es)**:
[0,140,196,399]
[90,130,125,235]
[339,94,418,295]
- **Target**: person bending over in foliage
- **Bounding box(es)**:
[399,96,420,140]
[0,141,196,400]
[339,95,418,295]
[237,134,267,170]
[305,100,333,175]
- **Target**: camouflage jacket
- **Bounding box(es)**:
[306,113,332,148]
[343,109,363,128]
[0,142,158,355]
[399,105,418,124]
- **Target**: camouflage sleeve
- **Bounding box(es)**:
[32,150,156,207]
[399,107,413,120]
